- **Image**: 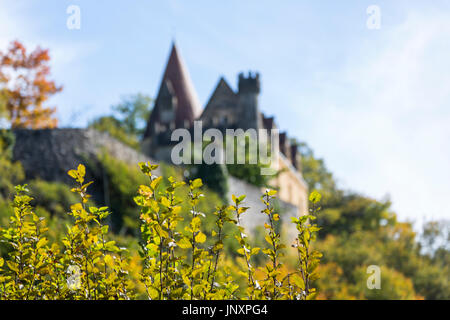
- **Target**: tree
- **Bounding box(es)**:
[292,140,338,201]
[0,40,62,128]
[89,93,152,149]
[111,93,152,138]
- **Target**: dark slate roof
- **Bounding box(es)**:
[201,77,237,117]
[144,43,201,138]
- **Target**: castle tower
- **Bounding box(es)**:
[143,43,201,139]
[142,43,201,160]
[237,72,262,131]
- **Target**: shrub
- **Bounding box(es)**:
[0,162,322,300]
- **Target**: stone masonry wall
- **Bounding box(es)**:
[12,129,155,184]
[12,128,300,239]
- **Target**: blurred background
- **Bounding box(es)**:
[0,0,449,299]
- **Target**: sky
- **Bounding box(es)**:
[1,0,449,225]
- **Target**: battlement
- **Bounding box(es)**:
[238,71,260,94]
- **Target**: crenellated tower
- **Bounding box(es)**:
[237,71,262,131]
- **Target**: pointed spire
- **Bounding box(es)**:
[144,43,201,138]
[160,43,201,123]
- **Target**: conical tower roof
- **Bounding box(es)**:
[144,43,201,138]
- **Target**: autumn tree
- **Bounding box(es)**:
[0,40,62,129]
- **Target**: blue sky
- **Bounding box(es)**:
[2,0,450,224]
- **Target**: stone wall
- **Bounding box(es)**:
[12,128,301,239]
[12,128,155,184]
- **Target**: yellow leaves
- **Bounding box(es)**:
[138,161,159,177]
[0,159,324,300]
[149,200,160,213]
[36,237,48,249]
[67,164,86,184]
[104,255,114,268]
[309,190,322,204]
[6,261,18,273]
[251,248,260,255]
[292,274,305,290]
[232,194,246,205]
[147,286,160,300]
[191,216,201,230]
[195,232,206,244]
[146,243,159,256]
[177,237,192,249]
[0,257,4,267]
[171,205,182,215]
[193,284,205,296]
[159,196,170,207]
[238,206,249,215]
[190,178,203,189]
[150,176,163,191]
[138,185,153,197]
[154,224,168,238]
[213,242,224,251]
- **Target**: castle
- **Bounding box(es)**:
[12,43,308,235]
[141,43,308,217]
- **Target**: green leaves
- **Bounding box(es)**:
[138,161,159,176]
[0,162,324,301]
[232,194,246,205]
[289,190,323,300]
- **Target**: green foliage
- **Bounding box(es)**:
[259,190,285,299]
[296,139,450,300]
[290,190,322,300]
[88,93,152,150]
[133,161,324,300]
[0,185,50,299]
[294,140,338,201]
[0,130,24,200]
[63,164,133,299]
[96,153,149,234]
[112,93,152,138]
[28,180,79,218]
[2,160,323,300]
[0,165,135,299]
[89,116,140,150]
[187,163,229,201]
